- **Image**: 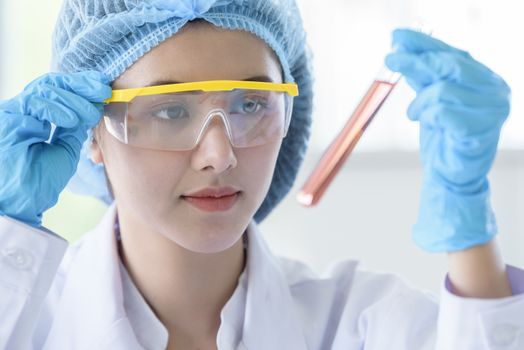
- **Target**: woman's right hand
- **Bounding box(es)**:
[0,71,112,227]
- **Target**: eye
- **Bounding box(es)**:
[234,96,269,115]
[151,105,189,120]
[243,99,263,113]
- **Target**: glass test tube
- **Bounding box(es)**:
[297,67,402,207]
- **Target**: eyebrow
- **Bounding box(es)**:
[145,75,276,87]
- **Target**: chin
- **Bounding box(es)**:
[160,202,254,253]
[180,232,243,254]
[159,220,244,253]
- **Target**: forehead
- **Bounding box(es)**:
[113,21,283,89]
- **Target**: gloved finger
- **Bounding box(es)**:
[0,112,52,147]
[385,51,506,91]
[23,142,78,206]
[403,76,426,93]
[407,81,510,121]
[1,83,103,129]
[0,97,87,154]
[415,103,508,137]
[49,124,91,168]
[425,126,500,186]
[26,71,112,103]
[1,93,80,129]
[391,28,470,57]
[8,92,88,129]
[31,83,104,128]
[0,86,101,151]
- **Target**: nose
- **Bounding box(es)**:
[190,114,237,173]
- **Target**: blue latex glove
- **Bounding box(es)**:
[0,71,112,227]
[385,29,511,252]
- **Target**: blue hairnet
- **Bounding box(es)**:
[51,0,314,222]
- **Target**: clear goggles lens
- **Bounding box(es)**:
[103,89,294,151]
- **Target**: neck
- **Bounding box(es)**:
[116,210,246,342]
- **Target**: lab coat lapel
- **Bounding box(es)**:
[43,204,143,350]
[241,222,309,349]
[46,207,308,349]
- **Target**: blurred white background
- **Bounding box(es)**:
[1,0,522,293]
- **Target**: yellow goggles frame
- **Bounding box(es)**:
[105,80,299,103]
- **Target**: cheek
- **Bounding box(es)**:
[236,140,282,197]
[102,139,188,202]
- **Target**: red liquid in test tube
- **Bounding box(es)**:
[297,70,401,207]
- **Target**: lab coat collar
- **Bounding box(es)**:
[45,204,308,350]
[44,203,141,350]
[240,220,309,349]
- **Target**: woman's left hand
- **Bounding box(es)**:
[385,29,511,253]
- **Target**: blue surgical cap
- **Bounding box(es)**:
[52,0,314,222]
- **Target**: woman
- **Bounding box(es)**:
[0,0,522,349]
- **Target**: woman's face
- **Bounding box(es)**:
[91,21,284,253]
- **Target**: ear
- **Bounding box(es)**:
[90,129,105,165]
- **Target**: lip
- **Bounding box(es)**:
[183,186,240,198]
[182,187,241,212]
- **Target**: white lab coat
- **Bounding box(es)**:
[1,203,524,349]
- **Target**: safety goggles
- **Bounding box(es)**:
[102,80,299,151]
